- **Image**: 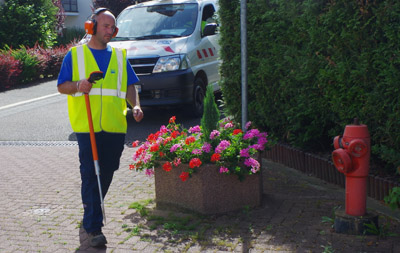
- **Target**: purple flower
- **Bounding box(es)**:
[215,140,230,153]
[240,148,250,157]
[170,144,181,152]
[202,142,212,153]
[245,121,252,130]
[258,136,268,146]
[219,166,229,173]
[249,144,263,150]
[224,122,233,129]
[189,125,201,133]
[244,157,260,173]
[192,149,203,155]
[243,129,260,140]
[145,168,155,176]
[210,130,220,140]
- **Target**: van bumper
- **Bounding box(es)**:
[135,69,195,106]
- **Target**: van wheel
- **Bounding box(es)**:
[192,78,205,117]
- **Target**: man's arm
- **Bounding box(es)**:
[126,85,143,122]
[58,79,92,95]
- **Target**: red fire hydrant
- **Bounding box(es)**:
[332,118,370,216]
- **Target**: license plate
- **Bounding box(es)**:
[135,84,141,93]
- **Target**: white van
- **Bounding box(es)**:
[110,0,220,116]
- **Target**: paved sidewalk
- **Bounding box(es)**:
[0,144,399,252]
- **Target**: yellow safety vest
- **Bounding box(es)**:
[67,44,128,133]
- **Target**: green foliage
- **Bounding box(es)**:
[0,0,59,49]
[56,27,85,46]
[2,45,40,84]
[219,0,400,173]
[201,85,220,141]
[364,221,398,238]
[0,53,22,89]
[384,187,400,210]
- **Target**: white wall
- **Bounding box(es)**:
[64,0,93,30]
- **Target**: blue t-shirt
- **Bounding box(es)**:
[57,45,139,86]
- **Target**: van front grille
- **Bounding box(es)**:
[129,57,159,75]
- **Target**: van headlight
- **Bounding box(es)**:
[153,54,190,73]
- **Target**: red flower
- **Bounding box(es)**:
[171,130,180,139]
[211,153,221,162]
[169,116,176,124]
[233,129,243,135]
[179,172,189,182]
[129,164,135,170]
[189,158,202,168]
[163,161,172,171]
[135,147,144,156]
[150,143,160,152]
[185,136,196,145]
[147,133,157,143]
[132,140,139,147]
[159,151,165,157]
[163,137,172,145]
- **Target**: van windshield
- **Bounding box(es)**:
[114,3,198,41]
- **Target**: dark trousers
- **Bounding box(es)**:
[76,131,125,233]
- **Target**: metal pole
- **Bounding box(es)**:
[241,0,248,131]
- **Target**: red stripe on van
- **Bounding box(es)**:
[202,49,208,57]
[197,50,202,59]
[208,48,214,56]
[163,46,175,53]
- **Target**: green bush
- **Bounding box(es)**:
[2,46,40,84]
[56,27,85,46]
[0,0,58,49]
[219,0,400,174]
[201,85,220,141]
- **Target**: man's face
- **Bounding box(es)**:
[94,12,116,45]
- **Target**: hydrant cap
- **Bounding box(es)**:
[343,124,370,139]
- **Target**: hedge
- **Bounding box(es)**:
[219,0,400,175]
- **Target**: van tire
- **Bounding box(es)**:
[192,78,205,117]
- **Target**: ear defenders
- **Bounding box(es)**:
[84,8,119,38]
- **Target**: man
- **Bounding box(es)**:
[57,8,143,247]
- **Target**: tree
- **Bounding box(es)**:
[0,0,59,49]
[93,0,151,17]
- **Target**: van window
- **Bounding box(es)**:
[114,3,198,41]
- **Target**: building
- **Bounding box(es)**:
[62,0,93,29]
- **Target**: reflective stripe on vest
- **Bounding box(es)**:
[67,44,128,133]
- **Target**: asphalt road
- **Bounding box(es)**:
[0,79,201,143]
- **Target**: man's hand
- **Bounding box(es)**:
[132,106,143,122]
[78,79,93,94]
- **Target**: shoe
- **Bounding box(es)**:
[87,231,107,247]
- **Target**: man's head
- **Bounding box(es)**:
[85,8,118,48]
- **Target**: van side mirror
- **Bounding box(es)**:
[203,23,217,36]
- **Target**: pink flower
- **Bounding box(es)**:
[201,142,211,153]
[240,148,250,157]
[170,144,181,152]
[244,157,260,173]
[189,125,201,133]
[215,140,230,153]
[224,122,233,129]
[210,130,220,140]
[245,121,252,130]
[145,168,154,176]
[159,125,168,134]
[173,157,181,167]
[192,149,203,155]
[219,166,229,173]
[243,129,260,140]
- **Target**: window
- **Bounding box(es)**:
[62,0,78,12]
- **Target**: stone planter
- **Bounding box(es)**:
[154,162,263,215]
